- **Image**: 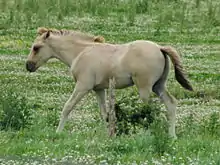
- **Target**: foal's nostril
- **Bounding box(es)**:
[26,61,36,72]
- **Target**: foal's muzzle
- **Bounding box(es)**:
[26,61,37,72]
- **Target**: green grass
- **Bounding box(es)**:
[0,0,220,164]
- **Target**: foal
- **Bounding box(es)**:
[26,27,193,138]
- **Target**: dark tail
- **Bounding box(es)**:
[160,46,193,91]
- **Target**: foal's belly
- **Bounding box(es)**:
[114,76,134,89]
[93,75,134,90]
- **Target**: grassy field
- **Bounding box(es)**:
[0,0,220,164]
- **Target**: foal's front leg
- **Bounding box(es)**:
[56,83,88,133]
[95,89,108,122]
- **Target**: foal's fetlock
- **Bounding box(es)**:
[56,127,62,133]
[168,129,177,139]
[101,112,108,122]
[56,117,66,133]
[170,134,177,140]
[56,123,64,133]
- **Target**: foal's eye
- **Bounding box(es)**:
[33,46,41,52]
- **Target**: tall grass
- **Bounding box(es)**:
[1,0,219,55]
[1,0,219,31]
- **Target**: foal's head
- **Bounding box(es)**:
[26,27,105,72]
[26,29,54,72]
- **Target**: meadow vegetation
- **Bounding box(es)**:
[0,0,220,164]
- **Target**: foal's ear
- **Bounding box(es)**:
[94,36,105,43]
[42,30,50,40]
[37,27,48,35]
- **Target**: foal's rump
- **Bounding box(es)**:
[120,40,166,88]
[121,40,193,91]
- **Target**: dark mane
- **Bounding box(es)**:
[37,27,105,43]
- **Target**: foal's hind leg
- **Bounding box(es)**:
[153,86,177,139]
[56,83,88,133]
[133,76,152,103]
[161,90,177,139]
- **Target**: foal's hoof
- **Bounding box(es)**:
[56,129,62,133]
[171,135,177,140]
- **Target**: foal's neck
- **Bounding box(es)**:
[50,37,95,67]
